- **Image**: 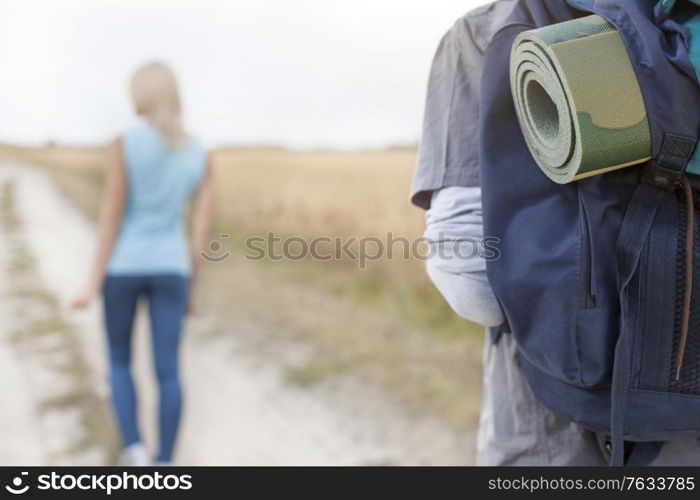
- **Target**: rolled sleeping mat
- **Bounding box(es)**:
[510,14,652,184]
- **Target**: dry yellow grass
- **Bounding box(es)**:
[4,145,425,239]
[211,147,424,240]
[0,144,485,431]
[0,145,107,217]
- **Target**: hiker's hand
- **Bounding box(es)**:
[71,288,96,310]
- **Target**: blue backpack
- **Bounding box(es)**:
[480,0,700,465]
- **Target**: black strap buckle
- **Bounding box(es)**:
[643,133,697,190]
[641,161,683,191]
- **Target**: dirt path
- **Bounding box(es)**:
[0,160,473,466]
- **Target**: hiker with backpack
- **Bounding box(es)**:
[414,0,700,465]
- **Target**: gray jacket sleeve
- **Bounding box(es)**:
[410,0,516,209]
[425,186,504,327]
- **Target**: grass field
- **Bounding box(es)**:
[0,144,485,431]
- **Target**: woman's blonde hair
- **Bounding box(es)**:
[130,61,186,147]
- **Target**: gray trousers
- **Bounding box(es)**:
[476,333,700,466]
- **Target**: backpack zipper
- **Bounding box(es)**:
[579,195,597,308]
[675,174,694,380]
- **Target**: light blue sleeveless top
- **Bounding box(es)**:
[107,125,207,276]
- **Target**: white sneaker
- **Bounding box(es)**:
[121,442,150,466]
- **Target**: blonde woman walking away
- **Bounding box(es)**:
[73,61,214,466]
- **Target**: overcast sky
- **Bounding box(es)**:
[0,0,489,149]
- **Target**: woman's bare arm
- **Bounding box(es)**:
[188,154,215,311]
[72,138,127,308]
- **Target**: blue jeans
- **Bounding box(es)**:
[102,274,189,462]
